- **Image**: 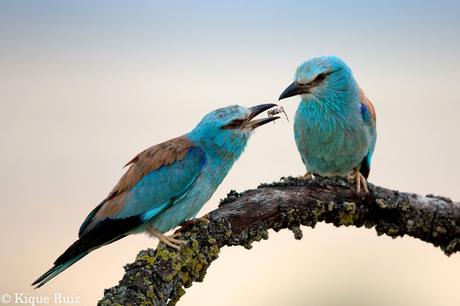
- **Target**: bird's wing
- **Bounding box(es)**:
[359,88,377,178]
[359,88,376,123]
[78,135,206,237]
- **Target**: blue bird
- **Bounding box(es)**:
[279,56,377,193]
[32,104,279,288]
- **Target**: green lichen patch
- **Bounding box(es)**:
[386,226,400,237]
[338,202,357,226]
[375,198,387,208]
[136,254,156,266]
[289,225,303,240]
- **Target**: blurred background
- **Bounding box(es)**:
[1,1,459,305]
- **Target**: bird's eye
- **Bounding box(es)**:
[222,119,244,129]
[315,73,327,82]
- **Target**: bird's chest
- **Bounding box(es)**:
[294,106,369,176]
[148,159,232,232]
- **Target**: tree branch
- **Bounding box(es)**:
[98,177,460,306]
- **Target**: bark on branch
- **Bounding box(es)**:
[98,177,460,306]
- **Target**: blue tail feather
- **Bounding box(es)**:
[32,253,87,288]
[33,214,142,288]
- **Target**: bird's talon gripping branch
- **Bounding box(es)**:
[349,168,369,194]
[148,228,186,250]
[301,172,315,180]
[169,232,182,239]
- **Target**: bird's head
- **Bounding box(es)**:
[189,104,279,159]
[279,56,357,104]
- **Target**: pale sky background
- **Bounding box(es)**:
[1,1,460,305]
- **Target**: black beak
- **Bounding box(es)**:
[278,81,308,101]
[248,103,278,119]
[247,103,280,129]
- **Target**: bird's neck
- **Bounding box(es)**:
[299,85,360,121]
[187,131,247,169]
[193,143,242,189]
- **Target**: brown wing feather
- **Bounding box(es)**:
[359,88,377,121]
[93,135,193,221]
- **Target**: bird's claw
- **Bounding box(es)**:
[348,168,369,195]
[300,172,315,181]
[162,235,187,250]
[147,228,187,250]
[169,232,182,239]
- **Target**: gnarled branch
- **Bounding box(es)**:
[98,177,460,306]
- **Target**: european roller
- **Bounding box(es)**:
[32,104,280,288]
[278,56,376,193]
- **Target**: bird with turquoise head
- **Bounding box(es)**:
[32,103,280,288]
[279,56,377,194]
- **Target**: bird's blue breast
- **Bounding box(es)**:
[294,100,370,176]
[146,156,234,233]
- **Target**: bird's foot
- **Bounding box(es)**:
[300,172,315,181]
[348,168,369,195]
[147,228,186,250]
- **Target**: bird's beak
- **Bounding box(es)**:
[246,103,280,129]
[278,81,309,101]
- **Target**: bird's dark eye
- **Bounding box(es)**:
[315,73,327,82]
[222,119,244,129]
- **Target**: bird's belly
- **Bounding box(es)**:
[295,121,370,177]
[146,156,234,234]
